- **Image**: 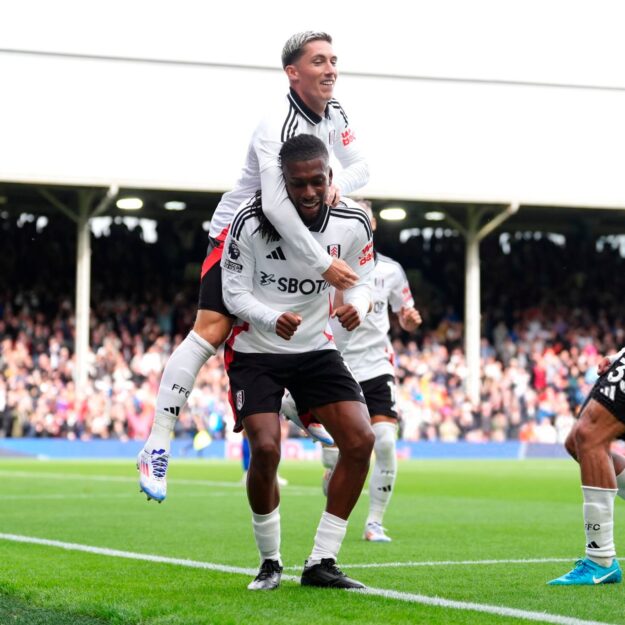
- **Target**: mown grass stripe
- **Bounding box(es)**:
[0,470,319,492]
[0,533,614,625]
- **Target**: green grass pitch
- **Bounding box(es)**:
[0,457,623,625]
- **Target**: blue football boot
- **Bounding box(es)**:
[547,558,622,586]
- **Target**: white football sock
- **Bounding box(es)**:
[144,412,177,455]
[367,421,398,525]
[616,467,625,501]
[251,507,281,565]
[583,485,617,567]
[146,331,215,453]
[307,511,347,565]
[322,446,339,470]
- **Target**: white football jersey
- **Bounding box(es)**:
[221,198,374,355]
[209,89,368,274]
[341,253,415,382]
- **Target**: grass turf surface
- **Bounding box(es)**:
[0,458,623,625]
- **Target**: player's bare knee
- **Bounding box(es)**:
[193,311,233,348]
[362,429,376,458]
[573,420,602,456]
[341,429,374,463]
[250,439,281,470]
[564,428,578,460]
[194,324,230,348]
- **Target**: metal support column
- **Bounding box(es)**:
[74,191,94,391]
[40,185,118,396]
[444,202,519,405]
[464,207,482,404]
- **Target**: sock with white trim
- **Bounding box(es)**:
[146,330,216,453]
[367,422,398,525]
[252,507,281,565]
[583,485,617,567]
[307,511,347,565]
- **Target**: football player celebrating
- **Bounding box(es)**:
[137,31,368,502]
[222,134,374,591]
[320,199,421,543]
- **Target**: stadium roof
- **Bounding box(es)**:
[2,181,624,241]
[2,1,625,210]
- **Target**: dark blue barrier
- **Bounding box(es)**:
[520,442,570,459]
[0,438,226,459]
[396,440,521,459]
[0,438,569,460]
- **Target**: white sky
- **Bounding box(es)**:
[1,0,625,207]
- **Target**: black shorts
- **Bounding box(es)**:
[588,355,625,433]
[197,227,235,317]
[359,374,398,420]
[226,349,365,432]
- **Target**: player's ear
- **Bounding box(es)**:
[328,166,333,185]
[284,64,298,82]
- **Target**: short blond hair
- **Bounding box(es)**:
[281,31,332,68]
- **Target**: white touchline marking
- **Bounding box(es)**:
[0,533,278,578]
[349,587,617,625]
[2,490,315,501]
[284,557,585,570]
[0,470,319,493]
[1,493,244,501]
[0,534,616,625]
[3,494,139,501]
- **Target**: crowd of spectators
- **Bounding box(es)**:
[1,293,622,445]
[2,212,625,444]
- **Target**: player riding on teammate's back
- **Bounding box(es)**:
[137,31,368,502]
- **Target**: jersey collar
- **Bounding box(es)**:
[307,204,330,232]
[288,88,330,125]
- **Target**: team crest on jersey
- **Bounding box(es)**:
[228,240,240,259]
[327,244,341,258]
[236,390,245,410]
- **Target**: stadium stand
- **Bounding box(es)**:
[3,212,625,445]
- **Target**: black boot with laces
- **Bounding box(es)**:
[301,558,366,589]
